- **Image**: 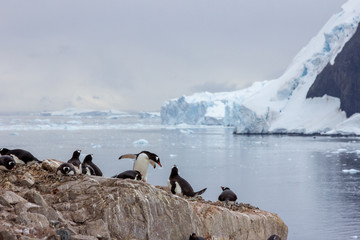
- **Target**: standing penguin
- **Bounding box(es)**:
[56,163,76,176]
[0,155,16,170]
[67,150,81,168]
[168,165,207,197]
[218,186,237,204]
[0,148,40,164]
[112,170,142,180]
[118,151,162,182]
[82,154,103,176]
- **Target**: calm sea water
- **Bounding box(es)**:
[0,113,359,240]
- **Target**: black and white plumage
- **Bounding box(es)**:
[189,233,206,240]
[82,154,103,176]
[67,150,82,168]
[218,186,237,203]
[56,163,76,176]
[119,151,162,182]
[0,155,16,170]
[81,163,96,175]
[0,148,40,165]
[112,170,142,180]
[168,165,207,197]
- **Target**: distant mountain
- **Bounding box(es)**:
[161,0,360,135]
[307,24,360,118]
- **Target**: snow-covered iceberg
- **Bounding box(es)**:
[161,0,360,135]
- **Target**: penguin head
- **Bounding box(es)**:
[141,151,162,168]
[221,186,230,191]
[170,165,179,177]
[3,156,16,170]
[72,150,81,158]
[63,166,71,174]
[83,154,93,163]
[135,170,142,180]
[189,233,197,240]
[0,148,10,155]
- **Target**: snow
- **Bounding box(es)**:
[160,0,360,135]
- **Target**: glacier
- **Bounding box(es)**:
[161,0,360,135]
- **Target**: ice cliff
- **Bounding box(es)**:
[161,0,360,135]
[0,160,288,240]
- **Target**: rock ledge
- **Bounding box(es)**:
[0,160,288,240]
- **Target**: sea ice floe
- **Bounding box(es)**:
[342,169,360,174]
[133,139,149,146]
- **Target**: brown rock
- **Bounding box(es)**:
[85,219,111,240]
[16,212,49,229]
[24,189,48,207]
[0,191,27,207]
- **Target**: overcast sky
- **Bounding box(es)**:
[0,0,347,113]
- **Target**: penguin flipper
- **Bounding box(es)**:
[194,188,207,197]
[119,154,137,160]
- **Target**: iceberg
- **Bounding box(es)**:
[161,0,360,135]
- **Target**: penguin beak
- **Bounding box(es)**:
[157,162,162,167]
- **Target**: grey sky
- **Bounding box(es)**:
[0,0,347,112]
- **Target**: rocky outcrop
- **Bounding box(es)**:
[306,25,360,118]
[0,160,288,240]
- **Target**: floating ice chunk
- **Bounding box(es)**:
[169,154,177,158]
[342,169,360,174]
[336,148,348,153]
[180,129,193,134]
[133,139,149,146]
[9,132,19,136]
[351,236,358,239]
[92,144,102,149]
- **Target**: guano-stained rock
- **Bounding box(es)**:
[0,160,288,240]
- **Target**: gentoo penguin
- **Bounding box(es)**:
[81,162,96,175]
[168,165,207,197]
[0,155,16,170]
[218,186,237,204]
[189,233,206,240]
[112,170,142,180]
[56,163,76,176]
[118,151,162,182]
[0,148,40,164]
[67,150,81,168]
[82,154,103,176]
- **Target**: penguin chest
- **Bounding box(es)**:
[168,179,182,195]
[133,157,150,179]
[11,154,25,165]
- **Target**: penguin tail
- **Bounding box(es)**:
[35,158,42,163]
[194,188,207,197]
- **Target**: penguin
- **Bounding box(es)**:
[118,151,162,182]
[67,150,81,168]
[189,233,206,240]
[81,162,96,176]
[0,148,40,164]
[82,154,103,176]
[112,170,142,180]
[56,163,76,176]
[168,165,207,197]
[218,186,237,204]
[0,155,16,170]
[267,235,281,240]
